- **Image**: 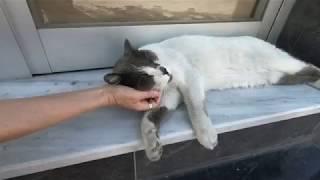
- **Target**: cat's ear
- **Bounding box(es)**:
[124,39,134,56]
[104,73,121,84]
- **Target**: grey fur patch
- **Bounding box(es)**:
[147,107,168,129]
[104,40,160,90]
[277,66,320,85]
[113,41,159,73]
[104,72,155,91]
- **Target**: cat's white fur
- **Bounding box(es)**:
[141,35,307,90]
[137,35,310,161]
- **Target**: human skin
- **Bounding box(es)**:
[0,85,160,142]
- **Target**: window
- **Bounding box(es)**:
[28,0,266,28]
[1,0,293,74]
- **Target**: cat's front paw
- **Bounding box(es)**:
[195,126,218,150]
[145,137,163,162]
[141,120,163,161]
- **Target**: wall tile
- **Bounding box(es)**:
[9,153,135,180]
[135,114,320,180]
[277,0,320,67]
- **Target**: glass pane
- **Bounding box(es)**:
[27,0,268,28]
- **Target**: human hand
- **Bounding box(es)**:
[104,85,161,111]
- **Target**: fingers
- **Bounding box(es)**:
[140,90,161,105]
[155,94,161,104]
[135,91,161,111]
[135,100,159,111]
[110,85,162,111]
[116,85,160,100]
[139,90,160,99]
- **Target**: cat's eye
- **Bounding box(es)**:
[159,66,169,75]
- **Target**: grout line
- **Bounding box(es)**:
[146,136,313,180]
[133,152,138,180]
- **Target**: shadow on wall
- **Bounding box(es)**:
[277,0,320,67]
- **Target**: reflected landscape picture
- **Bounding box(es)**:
[28,0,259,27]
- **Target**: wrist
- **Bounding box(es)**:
[100,86,117,107]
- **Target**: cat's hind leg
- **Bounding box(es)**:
[141,87,181,161]
[180,72,218,150]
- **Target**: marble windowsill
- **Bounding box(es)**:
[1,69,320,179]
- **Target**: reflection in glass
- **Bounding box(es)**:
[28,0,267,28]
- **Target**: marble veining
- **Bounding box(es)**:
[1,70,320,179]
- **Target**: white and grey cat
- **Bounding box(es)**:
[104,35,320,161]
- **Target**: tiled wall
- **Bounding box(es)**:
[135,114,320,180]
[10,114,320,180]
[277,0,320,67]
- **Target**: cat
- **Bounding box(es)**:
[104,35,320,161]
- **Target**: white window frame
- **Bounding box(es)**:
[0,0,296,75]
[0,2,31,80]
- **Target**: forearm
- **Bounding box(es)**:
[0,87,112,142]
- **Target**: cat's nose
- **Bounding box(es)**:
[159,66,169,75]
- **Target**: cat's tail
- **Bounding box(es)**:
[277,64,320,87]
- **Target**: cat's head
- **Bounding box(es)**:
[104,39,172,91]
